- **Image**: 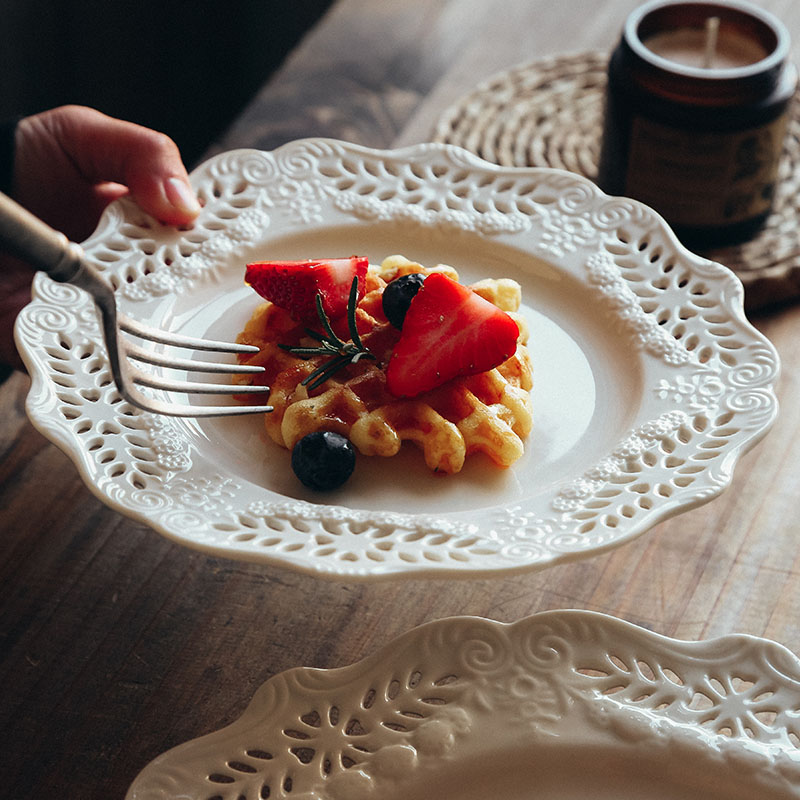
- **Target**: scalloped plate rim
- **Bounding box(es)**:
[124,608,800,800]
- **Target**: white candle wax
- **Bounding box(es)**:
[645,24,768,69]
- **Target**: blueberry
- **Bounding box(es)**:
[382,273,425,329]
[291,431,356,490]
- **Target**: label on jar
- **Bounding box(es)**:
[624,113,788,228]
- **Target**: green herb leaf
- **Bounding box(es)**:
[281,276,375,389]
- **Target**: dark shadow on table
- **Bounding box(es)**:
[0,0,334,166]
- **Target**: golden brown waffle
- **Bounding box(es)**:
[236,256,533,474]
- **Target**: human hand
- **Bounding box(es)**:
[1,104,201,371]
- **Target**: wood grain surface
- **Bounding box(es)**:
[2,1,800,798]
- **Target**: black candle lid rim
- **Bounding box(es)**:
[625,0,791,82]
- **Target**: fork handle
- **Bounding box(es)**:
[0,190,86,282]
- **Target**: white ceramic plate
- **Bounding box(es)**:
[16,139,779,578]
[124,610,800,800]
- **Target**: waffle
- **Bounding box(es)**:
[236,256,533,474]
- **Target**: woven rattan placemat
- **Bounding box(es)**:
[433,51,800,311]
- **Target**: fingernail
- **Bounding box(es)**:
[165,177,201,216]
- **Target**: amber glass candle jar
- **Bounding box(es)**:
[597,0,797,248]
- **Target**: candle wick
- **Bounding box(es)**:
[703,16,720,68]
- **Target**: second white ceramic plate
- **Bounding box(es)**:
[125,611,800,800]
[16,139,778,578]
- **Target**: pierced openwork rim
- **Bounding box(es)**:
[125,610,800,800]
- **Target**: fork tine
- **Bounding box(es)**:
[121,395,274,417]
[131,371,269,395]
[125,342,265,374]
[118,313,259,354]
[161,403,275,417]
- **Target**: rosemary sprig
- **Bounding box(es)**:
[280,277,375,390]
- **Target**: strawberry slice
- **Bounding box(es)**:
[385,272,519,398]
[245,257,368,323]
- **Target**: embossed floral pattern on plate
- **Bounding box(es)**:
[124,611,800,800]
[16,139,779,578]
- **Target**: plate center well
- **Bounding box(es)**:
[164,225,643,515]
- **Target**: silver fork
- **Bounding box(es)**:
[0,191,272,417]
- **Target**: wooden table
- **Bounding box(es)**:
[2,1,800,797]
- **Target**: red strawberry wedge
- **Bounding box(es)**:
[386,273,520,398]
[245,257,368,323]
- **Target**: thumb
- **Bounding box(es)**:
[41,105,201,226]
